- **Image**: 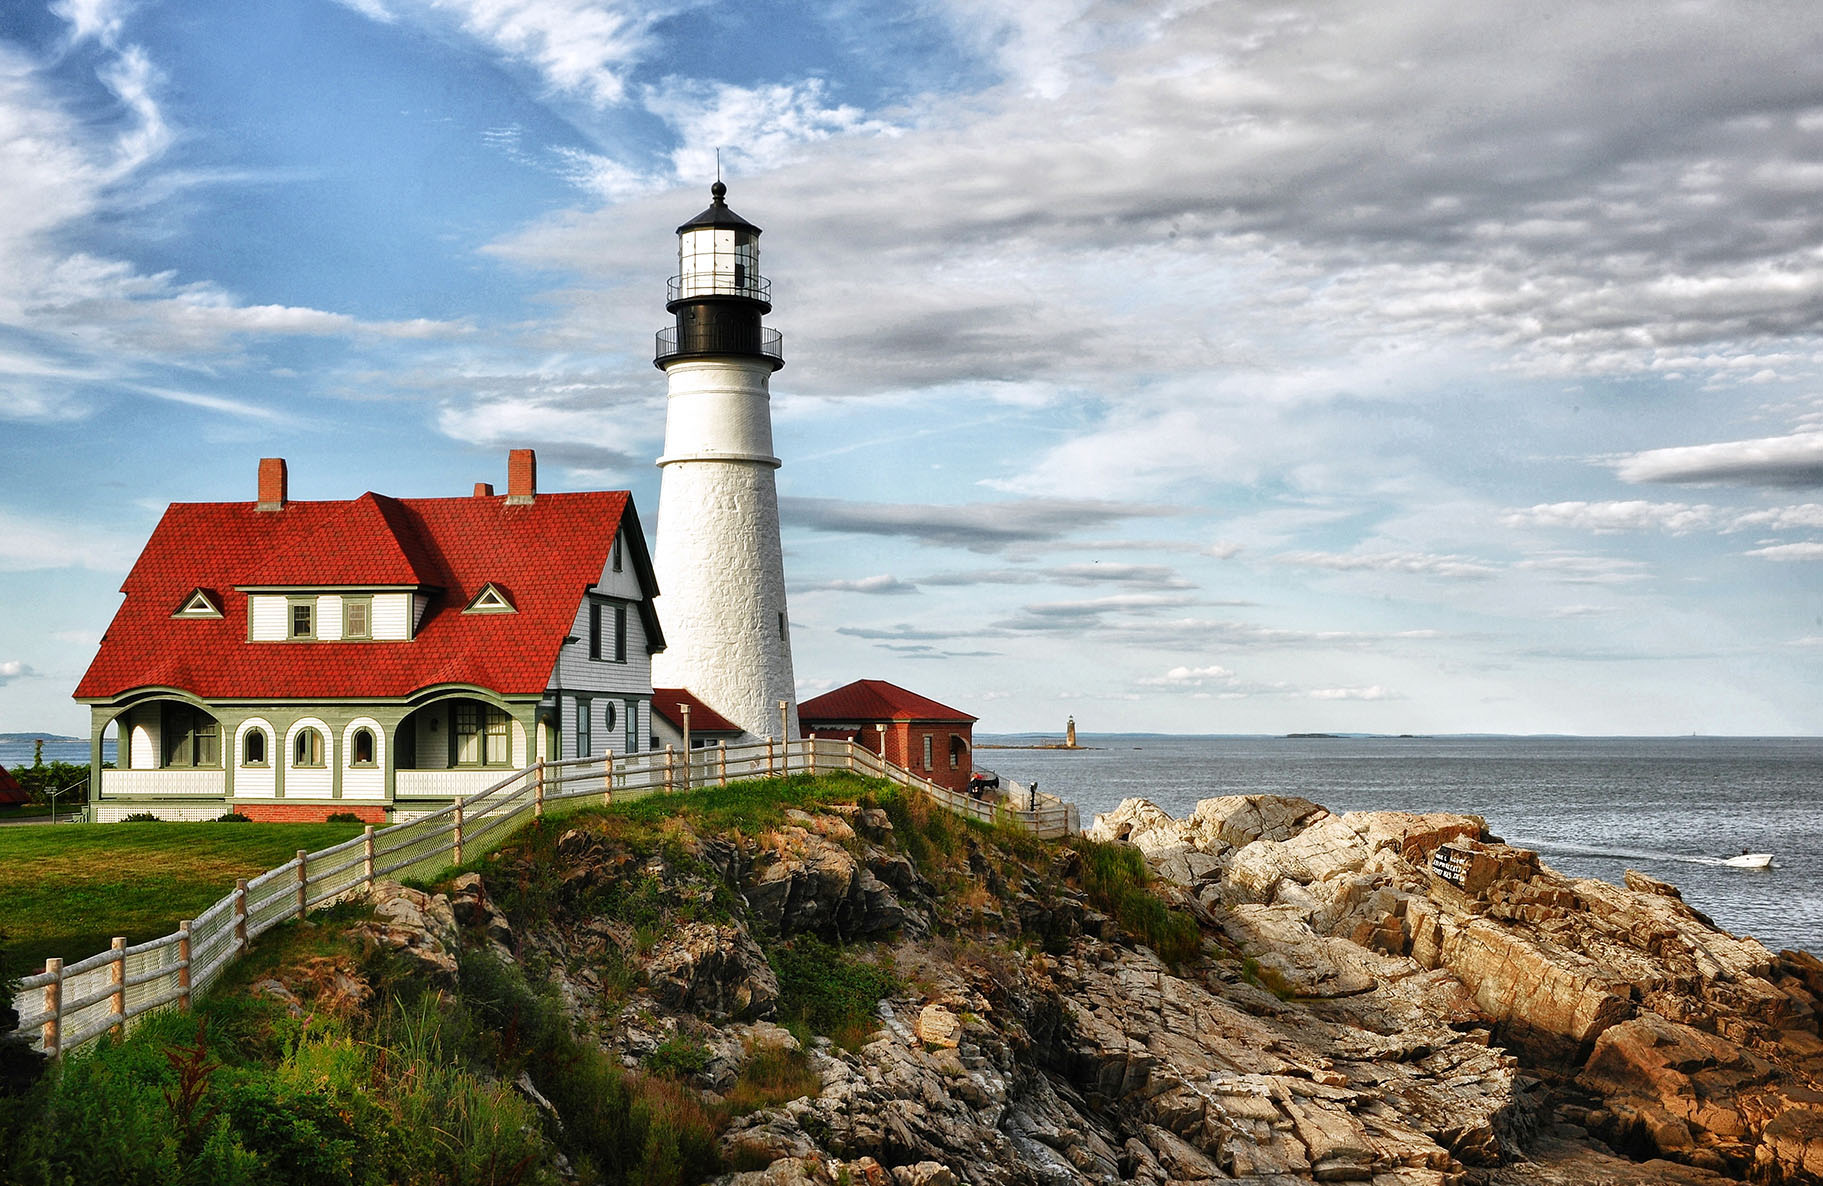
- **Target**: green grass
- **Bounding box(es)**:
[0,821,365,976]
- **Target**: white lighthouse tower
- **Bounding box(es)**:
[649,181,798,741]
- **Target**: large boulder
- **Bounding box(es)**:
[644,921,779,1021]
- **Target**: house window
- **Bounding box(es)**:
[778,612,786,640]
[922,734,932,771]
[589,603,602,660]
[294,728,326,768]
[351,728,376,766]
[614,605,627,662]
[289,598,315,639]
[950,736,961,770]
[612,533,623,573]
[243,729,267,767]
[626,702,638,755]
[162,705,219,768]
[343,597,372,639]
[576,698,592,758]
[455,703,512,766]
[603,702,617,732]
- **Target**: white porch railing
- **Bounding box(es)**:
[12,737,1077,1059]
[97,769,227,797]
[396,769,520,799]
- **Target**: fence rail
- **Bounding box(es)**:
[11,737,1077,1058]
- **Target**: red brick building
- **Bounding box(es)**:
[798,679,976,794]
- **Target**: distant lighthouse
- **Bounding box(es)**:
[649,181,798,741]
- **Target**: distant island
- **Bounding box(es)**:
[0,732,83,743]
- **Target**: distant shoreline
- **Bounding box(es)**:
[976,744,1095,751]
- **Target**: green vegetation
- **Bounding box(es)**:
[4,761,90,804]
[1068,837,1204,967]
[769,936,899,1049]
[0,821,365,976]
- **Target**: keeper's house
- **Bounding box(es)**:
[74,450,663,822]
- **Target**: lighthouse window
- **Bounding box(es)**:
[778,612,786,640]
[734,262,746,288]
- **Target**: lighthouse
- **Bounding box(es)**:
[649,181,798,742]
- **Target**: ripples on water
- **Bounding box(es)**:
[978,735,1823,955]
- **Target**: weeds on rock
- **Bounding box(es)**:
[769,935,899,1049]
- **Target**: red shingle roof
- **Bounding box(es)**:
[798,679,976,724]
[651,688,740,733]
[0,765,26,804]
[76,490,648,702]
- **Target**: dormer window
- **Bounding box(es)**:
[173,589,222,619]
[343,596,372,639]
[464,583,516,614]
[289,598,315,639]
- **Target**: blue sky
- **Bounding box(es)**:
[3,0,1822,737]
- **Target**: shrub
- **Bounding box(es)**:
[723,1045,818,1115]
[122,812,160,822]
[642,1035,710,1081]
[325,812,364,824]
[1070,838,1203,967]
[214,813,253,823]
[770,936,897,1048]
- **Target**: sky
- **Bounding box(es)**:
[2,0,1822,738]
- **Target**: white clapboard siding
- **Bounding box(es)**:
[412,593,429,634]
[375,593,413,640]
[550,597,652,697]
[128,704,160,769]
[317,594,343,640]
[593,531,644,600]
[234,719,276,798]
[249,594,287,641]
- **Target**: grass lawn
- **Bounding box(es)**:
[0,821,365,977]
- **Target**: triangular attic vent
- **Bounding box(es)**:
[173,589,222,619]
[463,583,516,614]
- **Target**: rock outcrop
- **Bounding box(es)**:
[310,792,1823,1186]
[1089,795,1823,1184]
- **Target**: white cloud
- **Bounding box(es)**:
[1728,504,1823,532]
[1308,685,1401,701]
[790,574,918,595]
[0,660,35,685]
[1743,541,1823,561]
[1514,553,1653,585]
[0,508,140,573]
[1503,500,1716,535]
[1616,430,1823,489]
[1274,550,1500,580]
[646,77,897,181]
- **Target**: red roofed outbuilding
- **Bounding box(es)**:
[649,687,745,752]
[0,765,27,806]
[798,679,977,793]
[74,452,664,822]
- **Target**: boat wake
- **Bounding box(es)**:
[1514,839,1776,870]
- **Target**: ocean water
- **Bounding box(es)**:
[0,739,113,769]
[977,735,1823,955]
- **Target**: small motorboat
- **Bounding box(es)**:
[1723,852,1775,869]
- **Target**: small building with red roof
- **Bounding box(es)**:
[74,451,664,822]
[0,765,28,806]
[798,679,977,794]
[649,687,745,752]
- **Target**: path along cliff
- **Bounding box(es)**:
[16,777,1823,1185]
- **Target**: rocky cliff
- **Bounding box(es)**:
[276,783,1823,1185]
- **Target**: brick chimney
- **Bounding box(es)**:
[506,449,536,506]
[257,458,288,512]
[473,482,495,497]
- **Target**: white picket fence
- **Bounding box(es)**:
[11,736,1077,1058]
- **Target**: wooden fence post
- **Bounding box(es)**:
[41,958,62,1058]
[680,705,691,790]
[452,804,464,866]
[177,921,193,1010]
[295,851,309,920]
[109,937,126,1037]
[362,826,376,889]
[767,736,775,776]
[603,750,615,807]
[718,740,728,786]
[847,740,855,772]
[533,761,545,819]
[808,738,817,775]
[664,745,676,793]
[234,879,249,953]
